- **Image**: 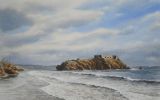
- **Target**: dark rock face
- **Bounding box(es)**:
[56,55,128,70]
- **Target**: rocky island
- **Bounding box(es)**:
[0,60,24,78]
[56,55,129,70]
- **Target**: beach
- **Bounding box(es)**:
[0,67,160,100]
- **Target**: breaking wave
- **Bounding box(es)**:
[72,72,160,84]
[28,70,160,100]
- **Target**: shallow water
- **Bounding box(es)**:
[0,67,160,100]
[28,70,160,100]
[0,71,64,100]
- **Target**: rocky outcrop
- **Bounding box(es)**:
[56,55,129,70]
[0,60,24,78]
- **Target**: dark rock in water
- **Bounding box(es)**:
[56,55,128,70]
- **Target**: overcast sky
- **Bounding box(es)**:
[0,0,160,66]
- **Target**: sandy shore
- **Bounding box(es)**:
[0,70,128,100]
[1,70,159,100]
[0,71,64,100]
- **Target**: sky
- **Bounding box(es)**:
[0,0,160,66]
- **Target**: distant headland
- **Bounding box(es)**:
[56,55,129,70]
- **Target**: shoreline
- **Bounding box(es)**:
[28,70,160,100]
[0,71,64,100]
[1,70,160,100]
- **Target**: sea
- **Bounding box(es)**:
[0,66,160,100]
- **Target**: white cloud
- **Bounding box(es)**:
[10,28,117,55]
[0,0,160,65]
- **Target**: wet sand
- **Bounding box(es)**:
[0,71,128,100]
[1,70,159,100]
[0,71,64,100]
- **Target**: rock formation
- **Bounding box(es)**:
[0,60,24,78]
[56,55,129,70]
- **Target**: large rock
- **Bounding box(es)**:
[56,55,129,70]
[0,60,24,77]
[0,67,5,76]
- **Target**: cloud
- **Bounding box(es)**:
[102,11,160,66]
[38,9,103,30]
[0,0,160,66]
[0,8,32,32]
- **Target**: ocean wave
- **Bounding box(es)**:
[103,76,160,84]
[69,82,115,91]
[73,72,160,84]
[29,71,160,100]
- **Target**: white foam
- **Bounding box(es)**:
[29,71,126,100]
[29,71,160,100]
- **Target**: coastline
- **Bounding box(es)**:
[0,71,64,100]
[28,70,160,100]
[1,69,159,100]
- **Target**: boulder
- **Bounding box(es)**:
[0,60,24,78]
[0,67,5,76]
[56,55,128,70]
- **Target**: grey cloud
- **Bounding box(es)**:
[0,0,159,66]
[3,52,34,65]
[102,41,160,66]
[0,8,32,32]
[24,3,56,14]
[1,36,40,48]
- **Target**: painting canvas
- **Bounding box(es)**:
[0,0,160,100]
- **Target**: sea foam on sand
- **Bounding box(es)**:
[29,70,160,100]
